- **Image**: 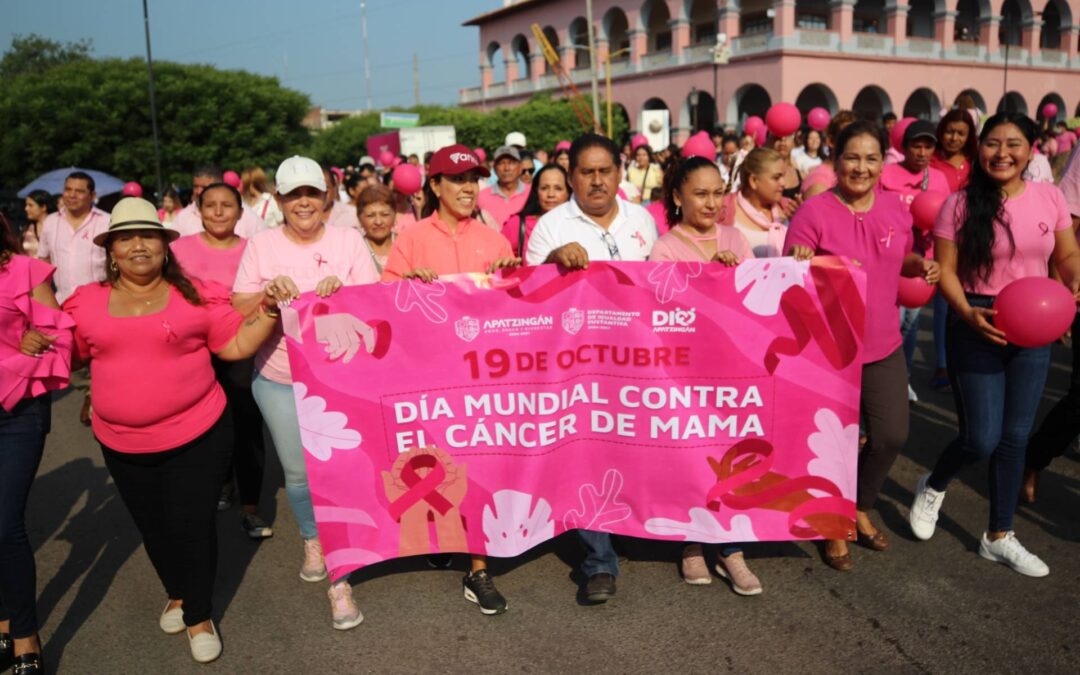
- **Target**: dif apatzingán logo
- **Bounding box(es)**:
[652,306,697,334]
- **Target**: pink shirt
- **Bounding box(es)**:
[800,164,836,197]
[382,214,514,281]
[933,181,1072,296]
[171,234,247,289]
[884,147,905,165]
[0,256,74,411]
[500,214,538,257]
[234,225,379,384]
[63,279,242,453]
[394,211,418,234]
[645,202,670,234]
[879,164,951,211]
[649,225,753,263]
[1056,132,1076,156]
[171,202,266,239]
[325,200,360,230]
[786,191,914,364]
[477,182,530,230]
[929,154,972,193]
[35,207,110,303]
[1059,145,1080,218]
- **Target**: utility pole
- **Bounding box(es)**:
[141,0,164,199]
[585,0,601,132]
[413,53,421,106]
[361,0,373,111]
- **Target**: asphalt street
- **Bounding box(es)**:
[24,311,1080,674]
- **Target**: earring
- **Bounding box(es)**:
[164,252,169,265]
[109,260,118,273]
[674,205,681,219]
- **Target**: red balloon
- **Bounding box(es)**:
[910,191,948,232]
[765,103,802,138]
[808,107,830,131]
[744,115,764,136]
[122,182,142,198]
[994,277,1076,348]
[898,276,935,308]
[890,117,917,152]
[1042,103,1058,119]
[392,164,422,195]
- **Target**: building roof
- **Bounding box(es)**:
[462,0,545,27]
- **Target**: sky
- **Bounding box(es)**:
[2,0,501,111]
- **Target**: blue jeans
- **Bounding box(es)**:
[900,306,921,374]
[0,395,50,638]
[251,374,318,540]
[578,531,619,577]
[928,299,1051,532]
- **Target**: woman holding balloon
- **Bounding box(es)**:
[907,113,1080,577]
[785,120,939,571]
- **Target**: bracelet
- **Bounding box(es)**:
[261,304,280,319]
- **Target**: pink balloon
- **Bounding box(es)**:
[765,102,802,138]
[223,170,241,188]
[555,140,571,152]
[890,117,917,152]
[898,276,935,308]
[681,131,715,159]
[473,147,487,164]
[378,150,396,168]
[391,164,422,195]
[1041,103,1059,119]
[808,107,830,132]
[122,182,142,198]
[631,133,650,151]
[910,191,948,233]
[754,127,768,147]
[744,115,764,136]
[994,277,1076,348]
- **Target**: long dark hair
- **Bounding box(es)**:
[420,176,440,218]
[955,113,1037,289]
[515,164,570,218]
[26,189,56,215]
[0,212,20,268]
[662,155,722,225]
[103,232,204,306]
[936,108,979,162]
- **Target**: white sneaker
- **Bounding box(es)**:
[159,601,185,635]
[300,538,327,582]
[187,622,222,664]
[979,532,1049,577]
[328,581,364,631]
[907,384,918,402]
[909,473,945,541]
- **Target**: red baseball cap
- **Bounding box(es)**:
[428,144,491,178]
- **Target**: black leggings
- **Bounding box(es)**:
[101,414,232,627]
[213,357,266,506]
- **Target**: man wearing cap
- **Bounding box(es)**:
[525,134,658,605]
[879,120,950,210]
[36,171,110,304]
[477,146,531,230]
[172,166,267,239]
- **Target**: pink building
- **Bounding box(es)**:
[460,0,1079,143]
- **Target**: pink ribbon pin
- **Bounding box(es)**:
[314,252,328,267]
[880,226,894,248]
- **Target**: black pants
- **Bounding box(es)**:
[101,414,232,627]
[857,348,910,511]
[0,395,50,638]
[212,357,266,506]
[1026,313,1080,471]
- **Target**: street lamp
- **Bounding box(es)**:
[604,47,630,139]
[710,33,730,132]
[689,87,700,133]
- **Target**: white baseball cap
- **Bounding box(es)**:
[505,131,527,148]
[275,156,326,195]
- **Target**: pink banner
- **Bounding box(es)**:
[365,131,400,161]
[283,259,866,579]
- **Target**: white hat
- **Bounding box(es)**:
[358,155,376,168]
[275,156,326,195]
[505,131,527,148]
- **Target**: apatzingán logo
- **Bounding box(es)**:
[483,315,554,331]
[454,316,480,342]
[652,307,697,333]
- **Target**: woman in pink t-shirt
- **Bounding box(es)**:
[172,183,273,541]
[62,197,278,664]
[0,215,73,673]
[233,156,378,631]
[909,113,1080,578]
[786,121,939,572]
[500,164,571,258]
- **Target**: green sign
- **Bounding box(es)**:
[381,112,420,129]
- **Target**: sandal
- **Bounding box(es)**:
[823,543,854,571]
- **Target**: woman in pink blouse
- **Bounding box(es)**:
[785,121,939,572]
[0,213,73,675]
[500,164,571,258]
[63,198,278,664]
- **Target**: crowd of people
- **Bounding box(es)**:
[2,106,1079,668]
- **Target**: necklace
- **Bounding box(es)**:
[116,280,169,305]
[832,190,873,221]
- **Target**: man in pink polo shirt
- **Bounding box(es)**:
[477,146,530,230]
[172,166,265,238]
[36,171,110,303]
[880,120,950,210]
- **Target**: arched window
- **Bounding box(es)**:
[906,0,935,38]
[643,0,673,52]
[689,0,718,43]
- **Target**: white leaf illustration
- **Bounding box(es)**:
[482,490,555,557]
[734,257,809,316]
[806,408,859,498]
[293,382,362,461]
[644,508,757,543]
[562,469,632,532]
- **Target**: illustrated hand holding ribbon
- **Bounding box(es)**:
[312,302,392,362]
[381,446,468,557]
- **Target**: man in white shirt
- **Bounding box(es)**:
[524,134,657,603]
[172,166,266,238]
[36,171,110,303]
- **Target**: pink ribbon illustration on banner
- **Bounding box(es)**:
[381,447,468,556]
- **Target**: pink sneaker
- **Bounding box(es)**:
[300,538,327,582]
[715,552,763,596]
[680,544,712,585]
[328,581,363,630]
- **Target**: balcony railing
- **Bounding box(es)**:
[642,50,674,69]
[732,33,770,54]
[954,42,980,58]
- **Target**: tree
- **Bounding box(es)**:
[0,33,92,80]
[0,58,312,190]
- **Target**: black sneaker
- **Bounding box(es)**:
[241,513,273,539]
[0,632,12,673]
[217,484,233,512]
[462,570,508,615]
[426,554,453,569]
[585,573,616,603]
